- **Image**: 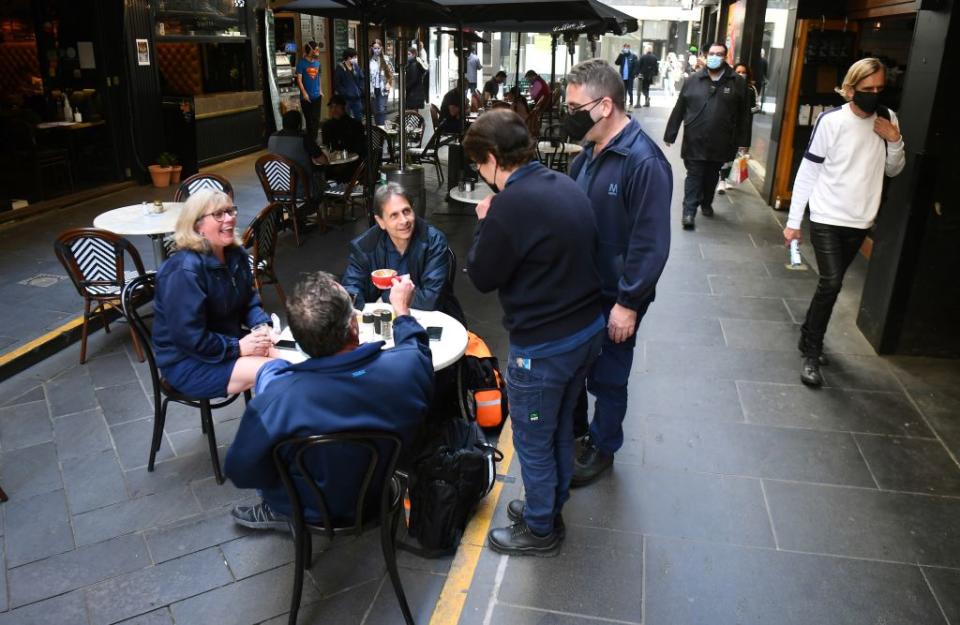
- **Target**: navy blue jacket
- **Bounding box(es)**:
[153,247,269,370]
[224,316,433,524]
[467,161,602,346]
[334,61,364,100]
[342,217,464,322]
[569,118,672,310]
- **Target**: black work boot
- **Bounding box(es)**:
[507,499,566,540]
[701,204,714,217]
[488,520,561,557]
[681,214,695,230]
[800,356,823,387]
[571,435,614,488]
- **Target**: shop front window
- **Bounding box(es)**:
[749,0,789,188]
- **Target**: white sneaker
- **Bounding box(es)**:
[717,179,728,195]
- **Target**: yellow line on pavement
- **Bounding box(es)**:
[0,316,84,368]
[429,418,515,625]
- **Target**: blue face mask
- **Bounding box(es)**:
[706,55,724,70]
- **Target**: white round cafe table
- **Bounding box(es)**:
[274,304,468,371]
[324,151,359,166]
[448,187,490,206]
[93,202,185,265]
[537,141,584,156]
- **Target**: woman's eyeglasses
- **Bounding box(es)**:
[200,206,238,222]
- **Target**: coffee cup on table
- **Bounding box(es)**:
[370,269,398,290]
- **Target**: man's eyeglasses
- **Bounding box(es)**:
[200,206,238,222]
[565,97,603,116]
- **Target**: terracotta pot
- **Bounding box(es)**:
[170,165,183,185]
[148,165,172,187]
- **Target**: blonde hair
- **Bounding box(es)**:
[835,58,885,100]
[173,189,241,252]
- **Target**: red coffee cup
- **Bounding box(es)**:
[371,268,398,290]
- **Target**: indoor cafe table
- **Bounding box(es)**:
[275,303,468,372]
[93,202,185,266]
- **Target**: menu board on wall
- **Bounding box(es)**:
[333,19,349,62]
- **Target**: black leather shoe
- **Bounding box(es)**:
[488,520,561,556]
[506,499,566,540]
[818,353,829,366]
[681,215,695,230]
[571,436,614,487]
[801,356,823,387]
[701,205,715,217]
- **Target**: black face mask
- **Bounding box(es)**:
[853,90,880,115]
[563,109,598,142]
[481,162,500,193]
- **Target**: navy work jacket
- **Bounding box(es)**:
[152,247,269,369]
[224,316,433,524]
[569,118,673,310]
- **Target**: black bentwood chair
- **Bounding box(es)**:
[121,274,251,484]
[272,432,414,625]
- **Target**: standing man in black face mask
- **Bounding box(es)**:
[664,42,752,230]
[784,58,904,387]
[464,109,604,556]
[564,59,672,487]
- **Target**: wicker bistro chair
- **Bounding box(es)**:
[242,202,286,306]
[273,432,414,625]
[322,161,367,222]
[429,103,441,132]
[121,274,251,484]
[54,228,148,364]
[255,153,324,247]
[174,173,234,202]
[162,173,236,257]
[402,110,425,149]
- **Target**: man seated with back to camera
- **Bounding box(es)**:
[267,109,326,198]
[322,94,366,183]
[438,83,465,135]
[341,183,465,323]
[225,271,433,530]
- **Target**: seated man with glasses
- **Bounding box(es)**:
[226,271,433,530]
[152,189,279,398]
[341,182,465,323]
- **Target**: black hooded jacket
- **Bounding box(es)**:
[663,65,753,163]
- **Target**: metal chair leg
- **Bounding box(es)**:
[288,515,308,625]
[80,298,91,364]
[148,397,168,471]
[200,401,224,484]
[381,502,415,625]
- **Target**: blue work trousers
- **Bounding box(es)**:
[573,300,646,454]
[508,331,603,536]
[373,88,387,125]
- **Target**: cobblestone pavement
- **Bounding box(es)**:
[2,103,960,625]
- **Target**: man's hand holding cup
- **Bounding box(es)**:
[388,275,416,317]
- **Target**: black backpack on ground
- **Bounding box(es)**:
[403,417,502,556]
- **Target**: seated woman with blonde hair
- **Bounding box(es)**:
[152,189,278,397]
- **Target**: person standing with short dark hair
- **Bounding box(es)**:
[664,42,752,230]
[637,45,660,107]
[334,48,365,120]
[464,109,604,556]
[296,41,323,148]
[614,43,640,107]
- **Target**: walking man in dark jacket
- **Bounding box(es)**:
[637,45,659,107]
[563,59,672,486]
[614,44,640,108]
[664,42,752,230]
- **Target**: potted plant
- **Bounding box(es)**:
[148,153,174,188]
[163,152,183,184]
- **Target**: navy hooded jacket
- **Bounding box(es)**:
[569,118,672,310]
[224,316,433,524]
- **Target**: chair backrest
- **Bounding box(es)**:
[174,173,235,202]
[446,246,457,289]
[255,153,306,202]
[429,103,440,130]
[272,431,403,539]
[403,110,425,148]
[121,274,161,398]
[242,202,283,270]
[54,228,146,299]
[369,126,388,178]
[525,108,543,140]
